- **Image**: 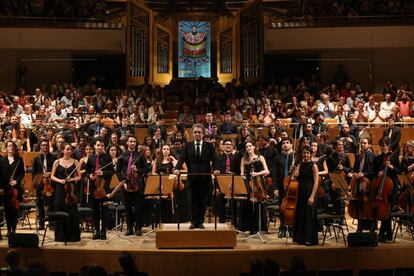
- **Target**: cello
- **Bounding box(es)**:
[369,149,398,221]
[348,151,372,219]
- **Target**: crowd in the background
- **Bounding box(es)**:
[0,0,107,18]
[0,70,412,154]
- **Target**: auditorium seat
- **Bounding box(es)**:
[324,118,337,128]
[372,94,384,103]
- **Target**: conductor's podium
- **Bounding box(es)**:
[155,223,237,249]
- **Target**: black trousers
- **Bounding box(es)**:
[189,176,209,225]
[36,187,54,227]
[4,204,18,234]
[92,197,108,233]
[124,190,144,230]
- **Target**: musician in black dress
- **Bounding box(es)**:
[117,135,144,236]
[293,146,319,246]
[0,141,25,238]
[272,138,294,238]
[240,141,270,234]
[327,139,352,216]
[50,143,81,242]
[374,137,401,242]
[353,137,375,232]
[310,141,329,209]
[152,144,187,223]
[86,138,114,240]
[174,124,219,229]
[32,139,57,230]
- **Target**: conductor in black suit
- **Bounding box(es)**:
[174,123,219,229]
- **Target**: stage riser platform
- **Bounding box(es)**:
[1,245,414,276]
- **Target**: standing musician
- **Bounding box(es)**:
[117,135,143,236]
[401,140,414,181]
[50,143,81,242]
[32,139,57,230]
[272,138,294,238]
[240,141,270,234]
[310,141,329,209]
[174,124,219,230]
[382,116,401,153]
[352,138,375,232]
[293,146,319,246]
[0,141,25,238]
[327,139,352,217]
[374,137,401,242]
[214,138,237,223]
[86,138,114,240]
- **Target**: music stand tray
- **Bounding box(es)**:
[329,173,349,196]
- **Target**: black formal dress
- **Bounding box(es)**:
[239,159,267,233]
[293,161,318,245]
[32,152,57,228]
[175,141,217,227]
[53,161,81,242]
[0,155,25,235]
[155,161,174,223]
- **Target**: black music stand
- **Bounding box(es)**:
[216,174,249,235]
[144,174,174,236]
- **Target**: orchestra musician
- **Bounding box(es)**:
[214,138,237,223]
[352,137,375,232]
[86,137,114,240]
[174,124,219,230]
[32,139,57,230]
[374,137,401,242]
[0,141,25,238]
[272,138,295,238]
[310,141,329,209]
[50,143,81,242]
[293,146,319,246]
[327,139,352,218]
[117,135,143,236]
[382,116,401,154]
[240,141,269,234]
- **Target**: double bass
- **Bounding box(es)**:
[280,149,300,227]
[369,150,398,221]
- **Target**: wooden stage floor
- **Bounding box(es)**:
[1,219,414,276]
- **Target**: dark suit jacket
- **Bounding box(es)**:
[0,155,25,200]
[353,150,375,180]
[32,152,57,178]
[175,141,217,174]
[327,152,352,174]
[383,127,401,152]
[86,153,114,193]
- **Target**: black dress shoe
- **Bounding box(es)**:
[100,232,107,240]
[135,229,142,236]
[189,224,196,229]
[93,232,101,240]
[125,229,134,236]
[198,224,205,229]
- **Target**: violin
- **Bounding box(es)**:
[248,164,267,203]
[93,174,107,199]
[63,166,78,205]
[9,156,23,210]
[42,176,54,197]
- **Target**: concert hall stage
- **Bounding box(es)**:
[1,220,414,276]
